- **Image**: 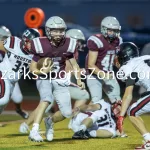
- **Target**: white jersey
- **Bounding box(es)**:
[72,99,116,132]
[118,55,150,91]
[0,36,32,82]
[92,100,116,130]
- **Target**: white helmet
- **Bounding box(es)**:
[45,16,67,43]
[0,26,11,40]
[101,16,121,39]
[45,16,67,29]
[66,29,85,41]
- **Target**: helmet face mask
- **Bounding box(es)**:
[77,39,86,51]
[66,29,86,51]
[101,16,121,40]
[46,27,66,44]
[117,42,139,66]
[45,16,67,45]
[21,28,40,54]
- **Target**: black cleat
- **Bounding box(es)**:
[16,109,29,119]
[84,130,91,138]
[72,130,89,139]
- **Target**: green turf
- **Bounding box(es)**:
[0,114,150,150]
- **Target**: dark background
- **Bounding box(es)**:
[1,0,149,100]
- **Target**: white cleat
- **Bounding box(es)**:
[44,117,54,141]
[19,122,29,133]
[29,130,43,142]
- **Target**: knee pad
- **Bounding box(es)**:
[11,94,23,103]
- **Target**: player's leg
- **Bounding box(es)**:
[72,111,98,139]
[90,129,113,138]
[86,75,103,103]
[11,82,29,119]
[127,94,150,149]
[0,78,12,126]
[69,85,90,107]
[44,80,72,141]
[68,85,90,129]
[28,80,54,142]
[103,77,121,104]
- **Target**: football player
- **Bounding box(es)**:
[86,16,122,117]
[0,28,40,118]
[71,99,116,139]
[26,16,85,142]
[0,26,29,119]
[117,42,150,149]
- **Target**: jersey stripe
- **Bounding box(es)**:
[67,38,77,53]
[33,38,43,53]
[88,36,103,48]
[130,96,150,116]
[9,36,15,49]
[0,72,5,98]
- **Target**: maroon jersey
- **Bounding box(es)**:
[86,34,122,74]
[30,36,77,78]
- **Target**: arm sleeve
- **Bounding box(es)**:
[126,72,138,87]
[87,39,99,51]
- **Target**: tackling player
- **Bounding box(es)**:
[117,42,150,150]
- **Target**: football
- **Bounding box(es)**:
[37,57,53,70]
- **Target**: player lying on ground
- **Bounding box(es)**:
[71,99,116,139]
[116,42,150,150]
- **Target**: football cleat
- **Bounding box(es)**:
[19,122,29,133]
[44,117,54,141]
[16,109,29,119]
[29,130,43,142]
[72,130,89,139]
[135,141,150,150]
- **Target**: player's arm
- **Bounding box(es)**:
[88,50,104,77]
[79,103,101,112]
[29,60,41,75]
[73,103,101,116]
[68,57,85,89]
[120,85,134,116]
[30,59,52,75]
[120,73,137,116]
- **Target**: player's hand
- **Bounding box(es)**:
[117,116,124,133]
[77,81,85,89]
[41,59,53,74]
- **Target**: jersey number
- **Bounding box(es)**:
[97,114,109,127]
[12,60,28,72]
[101,54,115,71]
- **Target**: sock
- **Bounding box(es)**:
[32,123,39,131]
[143,133,150,142]
[79,125,87,131]
[89,130,97,137]
[47,117,54,126]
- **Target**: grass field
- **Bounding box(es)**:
[0,114,150,150]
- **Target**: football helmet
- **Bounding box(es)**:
[21,28,40,54]
[0,26,11,40]
[66,29,86,51]
[101,16,121,40]
[117,42,139,66]
[45,16,67,44]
